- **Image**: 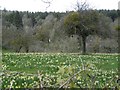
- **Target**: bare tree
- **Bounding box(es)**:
[75,0,90,11]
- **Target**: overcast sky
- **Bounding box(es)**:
[0,0,119,12]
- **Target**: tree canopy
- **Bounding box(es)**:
[64,10,100,54]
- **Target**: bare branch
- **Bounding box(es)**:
[41,0,53,10]
[9,80,14,90]
[58,68,84,89]
[41,0,52,3]
[75,0,89,11]
[38,70,43,88]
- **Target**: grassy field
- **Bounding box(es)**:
[1,53,119,88]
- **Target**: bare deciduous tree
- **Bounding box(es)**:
[75,0,90,11]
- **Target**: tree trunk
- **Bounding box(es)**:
[82,36,86,54]
[25,46,29,53]
[17,46,22,53]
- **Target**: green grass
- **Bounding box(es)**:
[2,53,118,74]
[1,53,119,88]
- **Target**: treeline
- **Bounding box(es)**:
[3,9,120,25]
[3,9,120,28]
[99,9,120,22]
[2,9,119,53]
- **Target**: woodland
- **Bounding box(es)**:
[2,9,120,54]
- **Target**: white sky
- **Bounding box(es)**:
[0,0,119,12]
